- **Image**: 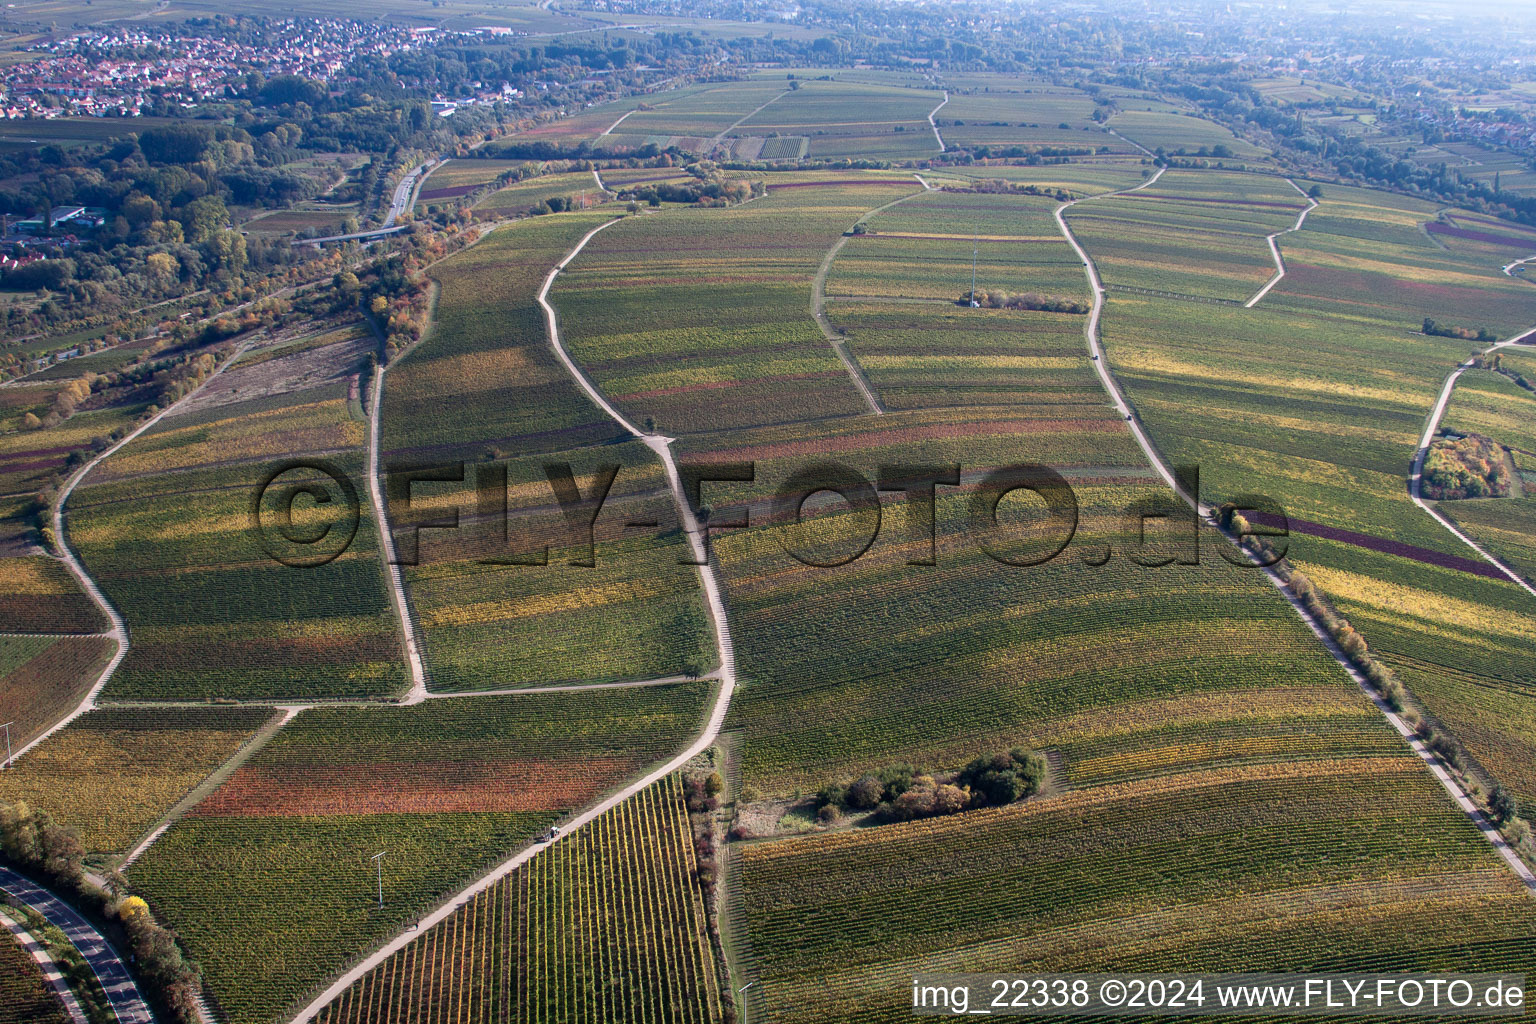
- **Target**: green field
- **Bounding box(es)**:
[6,56,1535,1024]
[731,79,945,160]
[737,760,1536,1022]
[1109,110,1270,159]
[1064,170,1306,302]
[0,919,68,1024]
[0,706,275,854]
[826,189,1088,301]
[0,634,112,751]
[415,158,528,207]
[129,683,710,1024]
[1094,178,1536,808]
[552,177,916,435]
[313,774,722,1024]
[471,171,609,217]
[69,320,408,701]
[0,114,184,154]
[379,212,712,692]
[1435,366,1536,587]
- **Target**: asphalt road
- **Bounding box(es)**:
[0,867,153,1024]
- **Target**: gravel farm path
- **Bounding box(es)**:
[927,90,949,153]
[365,357,429,704]
[809,180,942,415]
[1502,254,1535,277]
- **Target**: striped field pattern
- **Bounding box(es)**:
[316,775,721,1024]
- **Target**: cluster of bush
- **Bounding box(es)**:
[951,178,1073,201]
[623,178,762,208]
[1423,318,1497,342]
[18,375,95,431]
[814,748,1045,825]
[683,771,724,894]
[0,801,203,1024]
[958,289,1090,314]
[329,259,431,362]
[681,770,738,1024]
[1422,433,1513,500]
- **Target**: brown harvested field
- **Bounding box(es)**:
[189,757,635,817]
[169,323,374,419]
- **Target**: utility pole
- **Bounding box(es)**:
[970,232,979,306]
[372,851,386,910]
[1,722,12,768]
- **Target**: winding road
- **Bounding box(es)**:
[290,216,741,1024]
[1244,178,1318,308]
[1054,160,1536,894]
[0,867,153,1024]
